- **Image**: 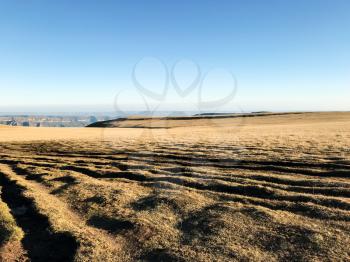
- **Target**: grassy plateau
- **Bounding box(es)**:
[0,112,349,261]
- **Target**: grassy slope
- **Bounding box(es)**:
[0,199,23,245]
[86,112,350,128]
[0,112,349,261]
[0,190,25,261]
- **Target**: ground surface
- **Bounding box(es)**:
[0,112,349,261]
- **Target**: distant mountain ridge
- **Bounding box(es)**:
[86,112,304,128]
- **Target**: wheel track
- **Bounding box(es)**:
[0,169,77,262]
[5,156,350,216]
[0,163,132,261]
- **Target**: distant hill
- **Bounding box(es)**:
[86,112,304,128]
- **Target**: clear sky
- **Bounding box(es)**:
[0,0,349,113]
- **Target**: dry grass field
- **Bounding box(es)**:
[0,112,349,261]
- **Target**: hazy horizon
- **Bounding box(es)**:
[1,106,349,116]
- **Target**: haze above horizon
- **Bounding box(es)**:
[1,0,349,113]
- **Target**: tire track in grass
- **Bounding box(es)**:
[0,170,78,262]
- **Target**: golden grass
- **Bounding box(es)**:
[0,112,349,261]
[0,190,25,261]
[0,198,24,244]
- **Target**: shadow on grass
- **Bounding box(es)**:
[87,215,135,234]
[0,172,78,262]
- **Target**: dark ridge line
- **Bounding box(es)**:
[5,155,350,198]
[11,155,350,199]
[150,178,350,222]
[156,166,350,197]
[55,164,350,212]
[0,170,78,262]
[3,155,350,191]
[221,194,350,222]
[127,152,350,170]
[6,150,350,178]
[128,156,350,178]
[34,152,129,161]
[9,160,350,199]
[165,170,350,198]
[224,175,350,192]
[108,126,172,129]
[86,112,305,128]
[0,159,59,169]
[63,163,350,199]
[174,180,350,211]
[4,156,350,223]
[6,147,350,171]
[51,149,347,172]
[0,154,65,164]
[3,151,350,204]
[159,167,350,189]
[214,164,350,178]
[266,183,350,198]
[15,158,350,199]
[232,174,350,188]
[19,145,349,169]
[0,159,19,165]
[60,165,149,182]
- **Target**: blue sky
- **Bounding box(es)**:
[0,0,349,113]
